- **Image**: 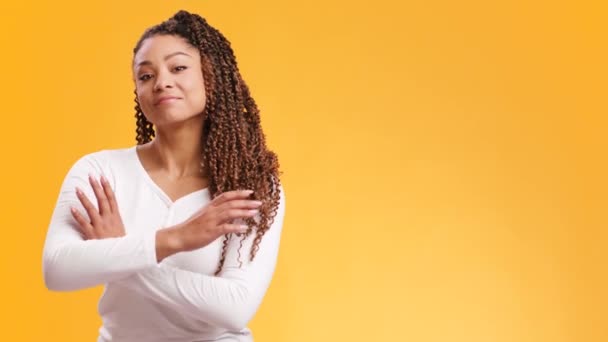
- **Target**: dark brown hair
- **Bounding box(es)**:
[132,10,281,275]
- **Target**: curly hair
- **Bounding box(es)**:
[132,10,281,275]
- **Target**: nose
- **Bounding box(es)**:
[153,70,173,92]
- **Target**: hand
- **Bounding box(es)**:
[70,174,126,240]
[173,189,263,252]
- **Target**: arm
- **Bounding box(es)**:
[42,154,158,291]
[113,187,286,331]
[43,153,260,292]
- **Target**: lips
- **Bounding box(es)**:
[154,96,181,105]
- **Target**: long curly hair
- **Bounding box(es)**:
[132,10,281,275]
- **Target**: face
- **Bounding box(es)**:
[133,34,206,128]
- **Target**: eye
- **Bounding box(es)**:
[174,66,188,72]
[138,74,153,81]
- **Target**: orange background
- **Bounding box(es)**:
[0,0,606,341]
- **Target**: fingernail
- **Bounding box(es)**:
[75,187,82,195]
[245,190,254,195]
[239,224,248,231]
[253,201,263,206]
[100,175,107,184]
[249,209,259,215]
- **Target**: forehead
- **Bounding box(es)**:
[134,35,199,65]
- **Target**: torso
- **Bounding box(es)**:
[94,146,240,340]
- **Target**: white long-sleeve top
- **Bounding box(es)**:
[42,146,286,342]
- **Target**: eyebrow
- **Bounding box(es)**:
[136,51,192,68]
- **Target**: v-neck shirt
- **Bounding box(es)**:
[131,145,209,207]
[42,146,286,342]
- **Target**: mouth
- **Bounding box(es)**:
[154,97,181,105]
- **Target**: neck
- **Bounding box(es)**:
[149,115,205,180]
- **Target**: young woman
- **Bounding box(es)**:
[43,10,285,342]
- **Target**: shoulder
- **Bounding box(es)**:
[66,146,136,177]
[72,146,135,166]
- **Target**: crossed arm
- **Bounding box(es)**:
[42,155,286,330]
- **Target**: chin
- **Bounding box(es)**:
[154,113,204,128]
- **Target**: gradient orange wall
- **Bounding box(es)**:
[0,0,606,341]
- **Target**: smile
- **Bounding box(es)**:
[155,97,181,105]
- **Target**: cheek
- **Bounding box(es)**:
[135,87,155,113]
[185,78,207,108]
[136,84,152,101]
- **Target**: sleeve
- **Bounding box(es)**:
[112,186,286,331]
[42,153,159,291]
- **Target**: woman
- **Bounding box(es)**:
[42,10,285,342]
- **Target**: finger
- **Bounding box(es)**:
[70,206,95,239]
[100,175,118,213]
[211,190,254,207]
[219,223,249,235]
[217,208,259,224]
[76,187,100,225]
[218,199,263,212]
[89,174,111,215]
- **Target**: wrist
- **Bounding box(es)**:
[155,225,185,262]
